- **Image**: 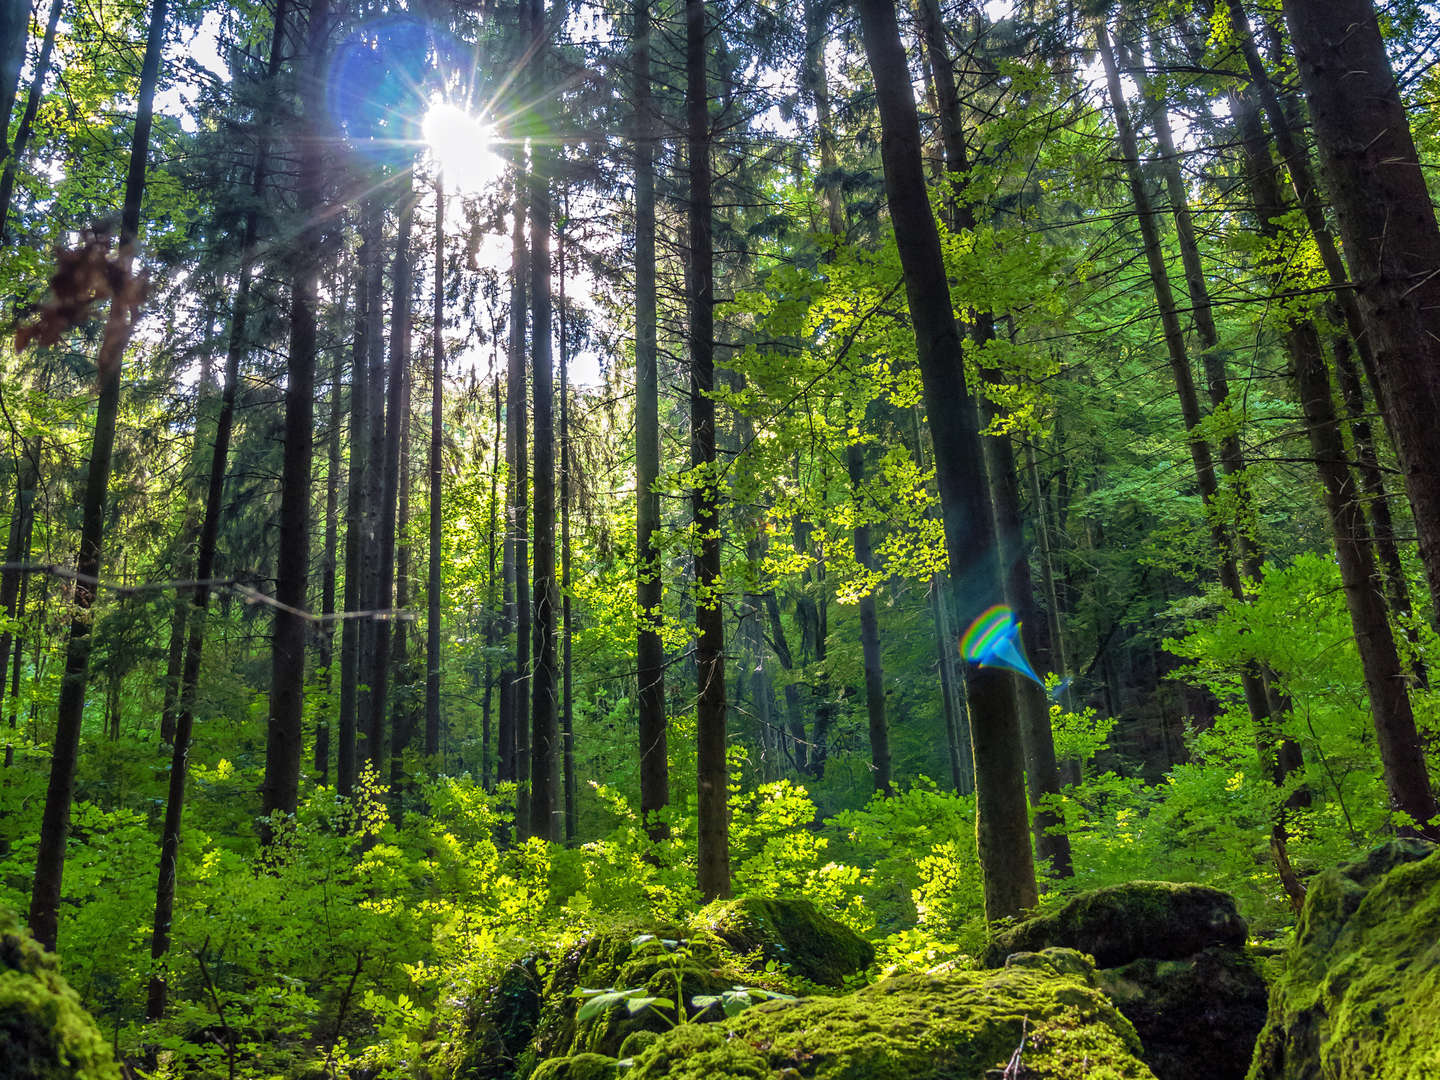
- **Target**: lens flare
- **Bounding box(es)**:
[423,102,503,193]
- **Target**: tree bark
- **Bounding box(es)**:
[858,0,1037,921]
[1278,0,1440,621]
[30,0,168,953]
[425,173,445,760]
[558,200,576,843]
[262,0,329,833]
[688,0,729,901]
[633,0,668,843]
[1233,78,1439,841]
[846,440,891,796]
[1,0,63,240]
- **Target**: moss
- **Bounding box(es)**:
[1248,839,1440,1080]
[616,1029,659,1059]
[982,882,1247,969]
[626,948,1156,1080]
[1096,947,1267,1080]
[447,955,545,1080]
[0,907,120,1080]
[698,897,874,988]
[527,1053,618,1080]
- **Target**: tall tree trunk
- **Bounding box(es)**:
[484,365,501,789]
[503,152,530,810]
[633,0,668,843]
[29,0,169,953]
[914,0,1071,877]
[528,0,559,842]
[858,0,1038,920]
[688,0,729,901]
[0,0,30,174]
[558,201,576,843]
[318,327,342,784]
[1,0,63,232]
[262,0,330,833]
[390,363,414,805]
[425,173,445,760]
[371,173,416,781]
[1276,1,1440,619]
[0,452,37,717]
[1233,80,1440,841]
[340,197,379,796]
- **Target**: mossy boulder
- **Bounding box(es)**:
[527,1053,618,1080]
[625,947,1156,1080]
[1096,947,1267,1080]
[698,897,874,988]
[1247,838,1440,1080]
[0,907,120,1080]
[522,928,729,1066]
[981,882,1247,969]
[448,956,545,1080]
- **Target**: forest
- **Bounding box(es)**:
[3,0,1440,1076]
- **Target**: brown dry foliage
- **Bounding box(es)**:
[14,229,147,352]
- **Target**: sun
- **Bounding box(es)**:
[422,101,504,193]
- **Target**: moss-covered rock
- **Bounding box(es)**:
[0,907,120,1080]
[1247,838,1440,1080]
[522,928,729,1067]
[625,948,1156,1080]
[527,1053,618,1080]
[447,956,545,1080]
[982,882,1247,970]
[1096,946,1267,1080]
[698,897,874,988]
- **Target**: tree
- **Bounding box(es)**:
[857,0,1037,921]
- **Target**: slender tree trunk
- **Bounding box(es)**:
[340,198,379,796]
[484,366,501,789]
[858,0,1037,920]
[633,0,668,843]
[504,153,530,809]
[318,330,342,784]
[29,0,169,953]
[262,0,329,833]
[1234,80,1440,841]
[0,0,61,240]
[688,0,729,901]
[359,194,389,770]
[846,439,891,795]
[371,173,416,782]
[0,454,37,717]
[0,0,30,174]
[390,363,414,805]
[425,173,445,760]
[528,0,559,842]
[558,202,575,843]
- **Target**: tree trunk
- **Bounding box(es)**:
[484,365,501,789]
[29,0,169,953]
[371,173,416,782]
[262,0,329,833]
[0,452,37,718]
[858,0,1038,921]
[528,0,559,842]
[1,0,63,232]
[390,361,414,806]
[688,0,729,902]
[1233,78,1439,841]
[318,321,342,785]
[0,0,30,177]
[633,0,668,843]
[846,440,891,795]
[1279,0,1440,620]
[558,200,576,843]
[339,197,379,796]
[425,173,445,760]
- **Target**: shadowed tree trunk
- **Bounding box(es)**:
[1,0,64,240]
[558,202,576,843]
[633,0,668,843]
[262,0,330,835]
[688,0,729,901]
[30,0,169,953]
[858,0,1037,921]
[425,173,445,760]
[318,322,342,784]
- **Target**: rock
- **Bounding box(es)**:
[1096,947,1267,1080]
[625,948,1156,1080]
[698,896,874,988]
[981,881,1247,969]
[528,1053,618,1080]
[1247,838,1440,1080]
[0,907,120,1080]
[982,883,1263,1080]
[447,956,544,1080]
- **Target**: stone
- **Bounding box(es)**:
[0,907,120,1080]
[1247,838,1440,1080]
[698,896,874,988]
[981,881,1247,969]
[625,948,1156,1080]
